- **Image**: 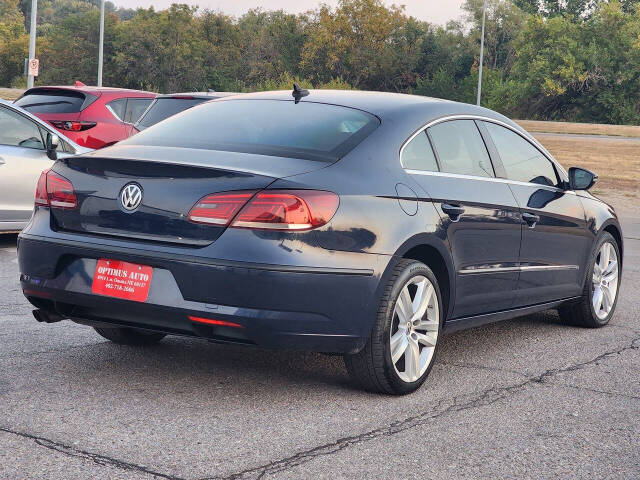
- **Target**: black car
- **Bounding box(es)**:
[18,89,623,394]
[129,91,237,134]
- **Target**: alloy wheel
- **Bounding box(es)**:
[389,275,439,383]
[591,241,619,320]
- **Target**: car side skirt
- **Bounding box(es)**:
[443,297,581,333]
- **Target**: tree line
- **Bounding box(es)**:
[1,0,640,124]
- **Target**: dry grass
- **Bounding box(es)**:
[533,134,640,194]
[518,119,640,138]
[0,88,25,101]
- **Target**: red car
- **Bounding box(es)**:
[14,83,156,149]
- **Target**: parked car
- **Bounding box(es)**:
[14,83,155,149]
[18,89,623,394]
[0,100,92,232]
[129,91,237,135]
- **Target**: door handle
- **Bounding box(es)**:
[441,203,465,221]
[522,212,540,228]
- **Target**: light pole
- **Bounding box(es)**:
[98,0,105,86]
[476,0,487,106]
[27,0,37,89]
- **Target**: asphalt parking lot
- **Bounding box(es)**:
[1,206,639,479]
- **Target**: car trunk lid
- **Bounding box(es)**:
[49,145,328,246]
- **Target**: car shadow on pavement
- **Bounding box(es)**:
[36,308,576,398]
[0,233,18,248]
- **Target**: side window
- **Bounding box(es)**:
[124,98,153,123]
[401,131,438,172]
[484,122,559,187]
[428,120,494,177]
[0,107,44,149]
[107,99,126,121]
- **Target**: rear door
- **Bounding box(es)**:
[481,121,589,306]
[402,119,522,318]
[0,105,53,225]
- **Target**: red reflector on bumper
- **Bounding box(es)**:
[188,316,244,328]
[23,289,52,298]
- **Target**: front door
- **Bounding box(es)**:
[0,105,54,226]
[401,119,522,318]
[481,121,590,306]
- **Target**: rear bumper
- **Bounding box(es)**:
[18,233,388,353]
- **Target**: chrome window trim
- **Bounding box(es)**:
[459,264,579,275]
[404,168,574,194]
[399,114,569,187]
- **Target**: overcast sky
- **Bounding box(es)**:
[110,0,466,24]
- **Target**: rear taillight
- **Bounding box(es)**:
[50,120,96,132]
[187,190,339,231]
[187,191,256,225]
[34,169,49,206]
[233,190,339,230]
[34,170,77,209]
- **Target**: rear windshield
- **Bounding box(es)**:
[15,89,93,114]
[137,98,208,130]
[124,99,380,162]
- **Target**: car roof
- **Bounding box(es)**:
[214,89,516,126]
[156,92,238,99]
[212,89,546,161]
[0,99,92,153]
[21,85,156,97]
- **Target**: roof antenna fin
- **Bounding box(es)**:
[292,82,309,104]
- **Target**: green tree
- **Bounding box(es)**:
[110,5,205,92]
[237,9,306,87]
[300,0,416,90]
[0,0,29,86]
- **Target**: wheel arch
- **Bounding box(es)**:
[386,234,455,321]
[579,219,624,291]
[602,222,623,265]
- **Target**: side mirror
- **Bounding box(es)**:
[46,133,59,160]
[568,167,597,191]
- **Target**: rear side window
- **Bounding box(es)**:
[137,98,208,130]
[428,120,494,178]
[484,122,559,187]
[124,98,153,123]
[124,99,380,162]
[0,106,44,149]
[15,89,92,114]
[401,131,438,172]
[106,99,126,121]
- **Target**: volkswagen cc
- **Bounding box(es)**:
[18,88,623,394]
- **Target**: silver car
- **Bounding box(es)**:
[0,100,92,232]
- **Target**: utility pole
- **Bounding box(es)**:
[476,0,487,106]
[98,0,105,86]
[27,0,37,89]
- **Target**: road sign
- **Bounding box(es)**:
[28,58,39,77]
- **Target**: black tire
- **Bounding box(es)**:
[94,326,166,345]
[344,259,443,395]
[558,232,621,328]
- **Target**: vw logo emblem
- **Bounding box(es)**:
[120,183,143,211]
